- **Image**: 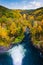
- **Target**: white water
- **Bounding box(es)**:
[9,45,26,65]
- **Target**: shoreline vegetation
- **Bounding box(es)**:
[0,5,43,51]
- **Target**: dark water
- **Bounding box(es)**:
[0,33,43,65]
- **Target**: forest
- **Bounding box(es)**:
[0,5,43,50]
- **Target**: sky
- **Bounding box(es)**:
[0,0,43,9]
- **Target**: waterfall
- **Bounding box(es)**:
[9,45,26,65]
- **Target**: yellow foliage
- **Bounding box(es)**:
[10,22,17,35]
[33,10,41,14]
[41,20,43,25]
[0,26,8,38]
[38,26,42,32]
[34,21,38,27]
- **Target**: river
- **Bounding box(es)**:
[0,33,43,65]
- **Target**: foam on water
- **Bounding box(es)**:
[9,45,26,65]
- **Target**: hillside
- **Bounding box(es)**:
[20,7,43,21]
[0,6,43,20]
[0,5,43,51]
